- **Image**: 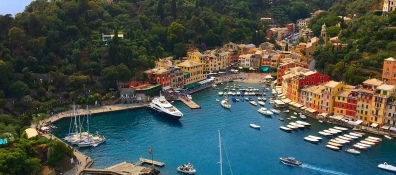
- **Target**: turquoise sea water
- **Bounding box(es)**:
[54,83,396,175]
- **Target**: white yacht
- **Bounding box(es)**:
[150,95,183,119]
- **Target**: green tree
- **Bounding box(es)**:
[9,81,29,98]
[327,26,341,37]
[116,63,131,82]
[32,113,49,130]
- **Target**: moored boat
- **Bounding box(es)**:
[296,121,311,127]
[364,138,379,144]
[280,126,292,132]
[360,140,375,146]
[287,124,298,130]
[257,107,273,116]
[326,144,340,151]
[349,132,363,138]
[338,136,353,141]
[307,135,322,140]
[334,126,349,131]
[368,136,382,141]
[353,144,368,150]
[323,129,338,135]
[385,135,393,140]
[345,148,360,154]
[318,131,332,137]
[284,109,289,113]
[177,162,196,174]
[300,114,306,120]
[356,143,371,149]
[378,162,396,172]
[258,101,265,106]
[344,134,358,139]
[270,108,281,114]
[249,101,258,106]
[327,141,343,147]
[329,128,343,133]
[335,138,350,144]
[279,157,302,166]
[304,137,319,143]
[250,124,260,129]
[150,94,183,119]
[329,139,346,145]
[289,122,305,128]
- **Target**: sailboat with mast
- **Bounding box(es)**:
[218,130,233,175]
[220,81,231,109]
[77,106,106,147]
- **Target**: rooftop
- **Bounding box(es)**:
[385,57,396,62]
[325,81,341,88]
[363,78,383,86]
[377,84,395,91]
[144,67,170,74]
[177,60,203,67]
[337,90,350,98]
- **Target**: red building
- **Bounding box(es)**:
[277,62,309,86]
[144,67,171,87]
[345,89,358,118]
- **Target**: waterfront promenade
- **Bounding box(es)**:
[45,103,149,124]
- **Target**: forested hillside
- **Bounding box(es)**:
[309,0,396,85]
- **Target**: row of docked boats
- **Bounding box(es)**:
[280,120,311,132]
[304,135,322,143]
[218,91,266,96]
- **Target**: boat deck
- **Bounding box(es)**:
[139,157,165,167]
[180,98,201,109]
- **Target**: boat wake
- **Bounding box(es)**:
[301,164,350,175]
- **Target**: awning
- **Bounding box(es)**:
[184,72,190,76]
[300,106,307,110]
[264,75,273,79]
[305,108,317,113]
[293,103,303,108]
[260,66,270,72]
[281,99,292,104]
[348,120,363,126]
[318,113,328,117]
[371,123,378,127]
[289,102,296,106]
[390,127,396,132]
[330,115,344,120]
[382,125,391,130]
[162,86,171,90]
[198,79,213,85]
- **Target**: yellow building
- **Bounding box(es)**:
[356,78,383,125]
[312,85,325,111]
[333,85,354,116]
[320,81,345,114]
[177,60,206,86]
[370,84,396,127]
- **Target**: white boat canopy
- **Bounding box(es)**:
[281,98,292,104]
[305,108,317,113]
[390,127,396,132]
[347,120,363,126]
[370,123,378,127]
[382,125,391,130]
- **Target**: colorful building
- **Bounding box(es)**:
[319,81,345,114]
[333,85,356,120]
[384,94,396,127]
[382,57,396,85]
[370,84,395,127]
[276,61,309,86]
[144,67,171,88]
[177,60,206,87]
[356,78,383,125]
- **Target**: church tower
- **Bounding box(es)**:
[321,23,327,44]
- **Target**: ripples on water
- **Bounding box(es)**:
[54,83,396,175]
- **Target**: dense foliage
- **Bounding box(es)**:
[309,0,396,85]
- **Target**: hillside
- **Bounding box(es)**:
[307,0,396,85]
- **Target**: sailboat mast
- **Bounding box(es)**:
[87,106,89,139]
[218,130,222,175]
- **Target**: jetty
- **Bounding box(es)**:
[139,157,165,167]
[180,98,201,109]
[81,161,159,175]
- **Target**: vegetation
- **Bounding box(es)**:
[309,0,396,85]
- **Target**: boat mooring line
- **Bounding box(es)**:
[301,164,350,175]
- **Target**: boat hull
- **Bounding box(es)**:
[149,108,182,119]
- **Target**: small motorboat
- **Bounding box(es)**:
[319,120,323,123]
[290,116,297,119]
[216,99,219,101]
[257,108,274,116]
[385,135,393,140]
[280,126,292,132]
[293,112,297,115]
[326,144,340,151]
[177,162,196,174]
[307,135,322,140]
[270,108,281,114]
[249,101,258,106]
[250,124,260,129]
[378,162,396,172]
[278,117,284,121]
[304,137,319,143]
[300,114,306,120]
[283,110,289,113]
[258,101,265,106]
[353,144,368,151]
[345,148,360,154]
[279,157,302,166]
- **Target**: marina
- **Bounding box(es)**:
[53,83,396,175]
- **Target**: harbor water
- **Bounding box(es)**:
[54,83,396,175]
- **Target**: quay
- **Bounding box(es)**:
[180,98,201,109]
[139,157,165,167]
[81,161,159,175]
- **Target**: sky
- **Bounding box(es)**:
[0,0,33,16]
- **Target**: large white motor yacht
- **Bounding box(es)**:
[150,95,183,119]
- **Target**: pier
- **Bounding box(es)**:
[180,98,201,109]
[81,161,159,175]
[139,157,165,167]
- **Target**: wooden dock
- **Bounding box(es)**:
[180,98,201,109]
[139,157,165,167]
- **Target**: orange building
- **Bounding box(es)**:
[144,67,171,87]
[276,61,308,86]
[382,57,396,85]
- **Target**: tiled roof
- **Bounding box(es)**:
[363,78,383,86]
[324,81,341,88]
[377,84,395,91]
[177,60,202,67]
[337,90,350,97]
